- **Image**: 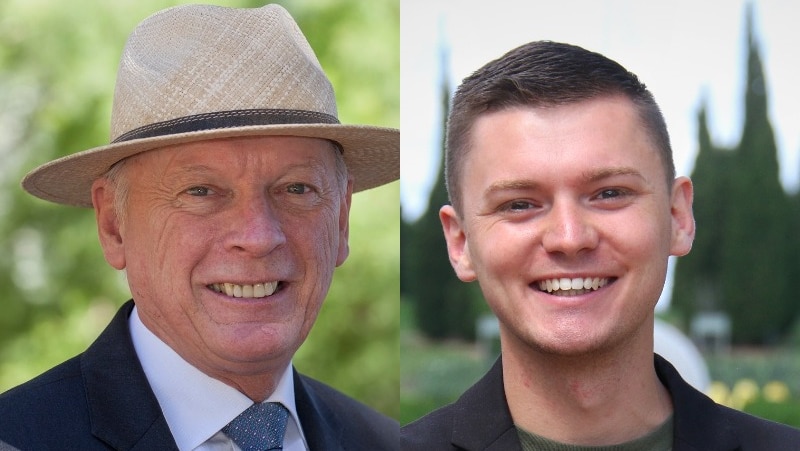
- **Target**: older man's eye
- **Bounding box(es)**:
[287,183,311,195]
[186,186,211,196]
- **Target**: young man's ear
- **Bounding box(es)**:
[92,178,127,270]
[440,205,477,282]
[669,176,695,257]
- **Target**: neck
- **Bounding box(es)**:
[215,372,282,403]
[138,310,286,402]
[502,327,672,446]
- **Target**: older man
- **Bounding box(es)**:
[0,4,398,450]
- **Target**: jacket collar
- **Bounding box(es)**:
[447,354,742,451]
[82,300,179,450]
[450,358,521,451]
[654,354,741,450]
[293,371,343,449]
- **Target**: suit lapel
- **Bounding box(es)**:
[82,301,178,450]
[654,355,741,451]
[450,358,523,451]
[293,370,343,450]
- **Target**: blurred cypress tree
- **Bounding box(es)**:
[672,5,800,344]
[402,45,483,340]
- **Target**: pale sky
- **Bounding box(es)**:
[401,0,800,221]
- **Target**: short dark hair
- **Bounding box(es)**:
[445,40,674,213]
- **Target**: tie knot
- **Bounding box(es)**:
[223,402,289,451]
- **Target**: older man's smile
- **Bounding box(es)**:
[209,281,280,299]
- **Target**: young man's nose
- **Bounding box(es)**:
[540,201,599,256]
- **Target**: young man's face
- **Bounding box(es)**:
[440,95,694,357]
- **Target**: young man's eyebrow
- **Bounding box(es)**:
[484,167,644,193]
[581,167,645,183]
[484,179,540,196]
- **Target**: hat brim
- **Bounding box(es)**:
[22,123,399,207]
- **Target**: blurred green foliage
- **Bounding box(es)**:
[744,398,800,429]
[400,308,487,425]
[706,350,800,404]
[0,0,399,419]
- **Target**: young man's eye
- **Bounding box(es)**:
[186,186,212,196]
[501,200,536,212]
[596,188,625,200]
[592,188,637,204]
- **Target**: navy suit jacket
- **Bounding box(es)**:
[402,354,800,450]
[0,301,398,450]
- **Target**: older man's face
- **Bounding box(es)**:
[94,136,351,381]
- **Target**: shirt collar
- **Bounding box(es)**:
[129,306,307,450]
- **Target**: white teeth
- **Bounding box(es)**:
[253,284,266,297]
[537,277,609,296]
[211,281,278,299]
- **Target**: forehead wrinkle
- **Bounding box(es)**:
[171,164,216,177]
[157,161,224,188]
[173,157,337,190]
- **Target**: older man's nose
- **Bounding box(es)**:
[225,198,287,256]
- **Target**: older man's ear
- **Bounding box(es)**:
[334,178,354,267]
[91,178,126,271]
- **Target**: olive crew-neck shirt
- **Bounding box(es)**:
[516,415,673,451]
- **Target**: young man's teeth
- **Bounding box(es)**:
[538,277,608,295]
[210,282,278,298]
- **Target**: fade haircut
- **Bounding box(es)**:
[445,40,674,214]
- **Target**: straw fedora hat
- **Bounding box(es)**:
[21,3,399,207]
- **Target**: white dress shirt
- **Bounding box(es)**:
[129,307,308,451]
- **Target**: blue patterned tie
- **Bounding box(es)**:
[222,402,289,451]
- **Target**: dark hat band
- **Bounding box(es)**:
[112,108,340,143]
